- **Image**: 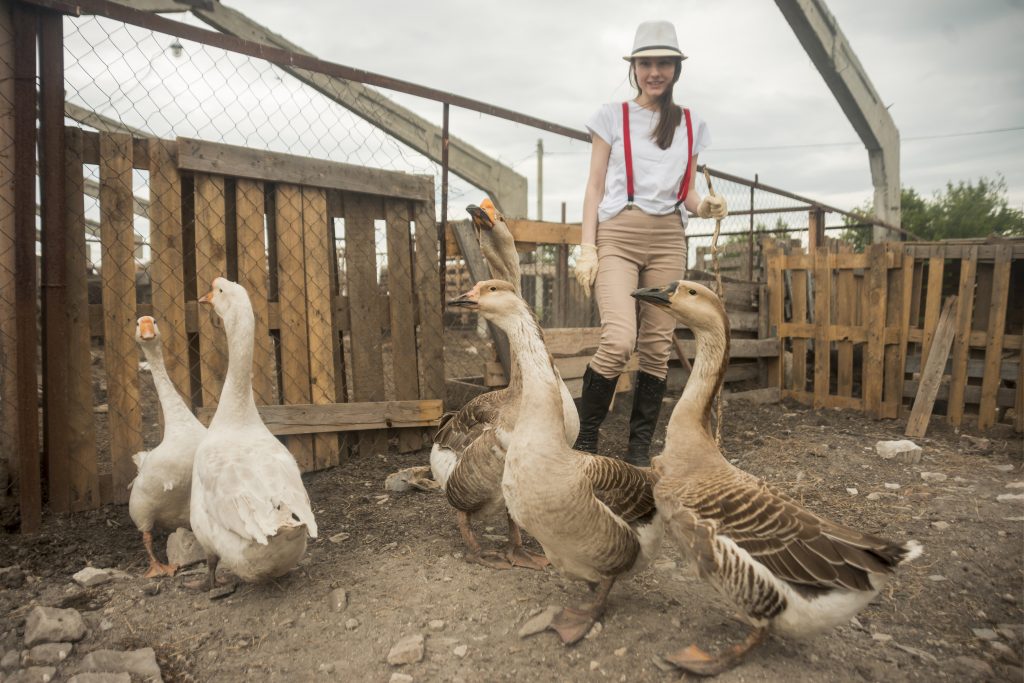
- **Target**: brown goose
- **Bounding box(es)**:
[449,280,661,645]
[632,281,922,676]
[430,201,579,570]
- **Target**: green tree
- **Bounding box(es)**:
[840,176,1024,250]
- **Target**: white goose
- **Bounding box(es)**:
[129,315,206,577]
[449,280,661,645]
[190,277,317,588]
[431,200,578,570]
[632,281,922,676]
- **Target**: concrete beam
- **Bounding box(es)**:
[775,0,900,241]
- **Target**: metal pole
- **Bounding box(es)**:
[13,1,41,533]
[748,173,756,280]
[536,139,543,221]
[440,102,449,305]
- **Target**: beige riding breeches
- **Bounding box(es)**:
[590,208,686,380]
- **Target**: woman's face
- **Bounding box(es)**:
[633,57,678,100]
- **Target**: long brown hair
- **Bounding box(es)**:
[628,58,683,150]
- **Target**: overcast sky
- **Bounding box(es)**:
[117,0,1024,222]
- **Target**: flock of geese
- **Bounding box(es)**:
[127,198,920,676]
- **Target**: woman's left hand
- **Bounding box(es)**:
[697,194,728,220]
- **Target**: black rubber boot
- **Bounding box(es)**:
[625,371,667,466]
[572,366,619,454]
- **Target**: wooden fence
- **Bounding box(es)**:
[7,127,445,518]
[765,238,1023,431]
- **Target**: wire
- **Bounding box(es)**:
[713,126,1024,153]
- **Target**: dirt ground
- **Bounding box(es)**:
[1,394,1022,682]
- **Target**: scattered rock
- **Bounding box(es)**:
[428,619,445,631]
[884,482,901,490]
[518,606,559,638]
[24,607,87,647]
[927,575,947,582]
[959,435,992,454]
[997,624,1023,642]
[990,464,1015,473]
[166,529,205,568]
[5,666,57,682]
[997,493,1024,505]
[317,663,336,674]
[384,465,439,493]
[209,584,237,601]
[584,621,603,640]
[893,642,937,663]
[67,675,132,683]
[328,532,350,544]
[846,487,859,496]
[345,618,359,631]
[614,647,627,656]
[930,521,950,531]
[920,472,947,484]
[653,558,677,571]
[2,650,21,669]
[25,643,72,666]
[98,620,114,632]
[989,641,1021,664]
[389,674,414,683]
[79,648,162,680]
[589,660,600,671]
[386,634,425,666]
[1007,481,1024,489]
[871,633,893,643]
[808,444,829,457]
[950,656,994,679]
[0,565,26,589]
[652,655,677,673]
[875,440,922,464]
[865,492,896,501]
[453,644,468,658]
[327,588,348,612]
[72,567,116,588]
[971,628,999,641]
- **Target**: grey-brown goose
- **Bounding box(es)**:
[449,280,661,645]
[632,281,922,676]
[430,201,579,570]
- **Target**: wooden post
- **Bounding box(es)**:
[835,244,855,397]
[947,247,978,427]
[791,263,808,394]
[807,207,824,252]
[764,242,783,389]
[413,195,445,402]
[451,219,511,379]
[812,246,830,408]
[920,255,945,369]
[977,246,1011,430]
[863,243,888,418]
[905,296,958,438]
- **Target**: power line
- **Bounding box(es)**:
[713,125,1024,153]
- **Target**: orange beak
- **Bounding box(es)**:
[479,197,497,223]
[138,316,156,340]
[198,290,214,305]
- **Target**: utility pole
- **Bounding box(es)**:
[536,138,543,221]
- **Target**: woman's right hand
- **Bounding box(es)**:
[574,243,599,297]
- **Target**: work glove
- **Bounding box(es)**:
[697,194,728,220]
[574,243,599,297]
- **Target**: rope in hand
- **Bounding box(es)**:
[703,167,724,446]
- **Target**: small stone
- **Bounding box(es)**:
[518,606,559,638]
[589,660,600,671]
[614,647,627,656]
[327,588,348,612]
[72,567,114,588]
[387,634,425,666]
[99,620,113,632]
[653,558,677,571]
[990,464,1015,472]
[2,650,21,669]
[808,444,829,457]
[1002,594,1018,604]
[971,628,999,641]
[875,440,922,463]
[166,528,206,568]
[997,493,1024,505]
[25,643,72,666]
[317,663,336,674]
[6,666,56,682]
[0,565,26,589]
[871,633,893,643]
[884,483,901,490]
[959,435,992,454]
[928,575,947,582]
[920,472,947,483]
[328,532,350,544]
[951,656,994,679]
[345,618,359,631]
[846,487,859,496]
[428,619,445,631]
[67,675,132,683]
[1007,482,1024,489]
[930,521,950,530]
[79,648,162,680]
[453,644,468,658]
[209,584,236,600]
[389,674,414,683]
[23,607,86,647]
[989,641,1021,663]
[997,625,1022,642]
[584,621,603,640]
[866,493,883,501]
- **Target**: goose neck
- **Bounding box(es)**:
[210,307,261,429]
[141,342,197,428]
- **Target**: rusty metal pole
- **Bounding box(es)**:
[439,102,449,306]
[38,7,69,513]
[13,2,41,533]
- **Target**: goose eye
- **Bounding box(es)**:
[688,289,697,295]
[489,286,497,291]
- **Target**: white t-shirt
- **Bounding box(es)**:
[586,101,711,225]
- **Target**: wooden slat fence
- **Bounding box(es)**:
[21,127,446,513]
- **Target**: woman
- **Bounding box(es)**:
[573,20,728,465]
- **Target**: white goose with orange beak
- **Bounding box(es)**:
[129,315,207,577]
[189,277,318,588]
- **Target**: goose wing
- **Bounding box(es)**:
[434,389,509,453]
[678,469,909,591]
[582,455,657,525]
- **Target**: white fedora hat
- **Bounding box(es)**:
[623,20,687,61]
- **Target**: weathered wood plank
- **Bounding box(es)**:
[813,246,831,408]
[451,219,511,376]
[908,327,1021,351]
[234,178,276,406]
[344,192,388,456]
[99,132,142,503]
[197,399,444,434]
[413,197,445,401]
[920,256,945,369]
[1017,342,1024,433]
[863,243,888,418]
[63,127,99,511]
[148,139,191,404]
[977,246,1012,430]
[0,1,16,518]
[882,247,907,418]
[301,187,340,468]
[947,247,978,427]
[177,137,433,201]
[905,354,1017,382]
[384,198,422,453]
[836,259,855,397]
[275,183,315,469]
[194,175,229,408]
[765,247,783,389]
[790,268,808,392]
[507,219,582,245]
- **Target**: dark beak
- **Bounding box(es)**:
[631,282,677,306]
[447,292,478,308]
[466,205,494,231]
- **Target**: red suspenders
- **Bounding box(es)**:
[621,101,693,209]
